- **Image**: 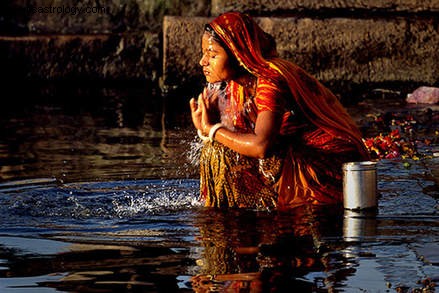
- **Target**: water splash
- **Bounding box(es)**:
[186,136,203,168]
[111,180,202,217]
[0,179,201,221]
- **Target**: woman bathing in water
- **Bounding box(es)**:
[190,12,370,209]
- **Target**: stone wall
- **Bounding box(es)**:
[163,16,438,95]
[0,0,209,82]
[1,0,438,100]
[164,1,439,98]
[211,0,439,15]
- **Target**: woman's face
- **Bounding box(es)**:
[199,32,236,83]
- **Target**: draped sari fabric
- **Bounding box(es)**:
[202,12,370,208]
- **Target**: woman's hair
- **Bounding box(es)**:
[204,24,225,48]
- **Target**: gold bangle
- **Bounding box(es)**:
[197,129,209,142]
[209,123,224,142]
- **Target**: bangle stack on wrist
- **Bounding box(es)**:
[197,129,209,142]
[209,123,224,142]
[197,123,224,143]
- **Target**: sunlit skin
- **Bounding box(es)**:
[198,32,235,84]
[189,32,282,158]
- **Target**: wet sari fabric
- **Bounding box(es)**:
[201,12,370,208]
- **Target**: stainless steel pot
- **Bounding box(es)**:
[343,161,377,210]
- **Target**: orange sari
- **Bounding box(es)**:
[201,12,370,208]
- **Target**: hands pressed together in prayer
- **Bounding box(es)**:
[189,87,216,138]
[189,85,280,159]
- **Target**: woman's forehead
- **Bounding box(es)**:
[202,33,223,50]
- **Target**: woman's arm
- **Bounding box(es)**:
[196,95,282,158]
[214,110,281,158]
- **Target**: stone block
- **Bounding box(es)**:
[162,16,438,93]
[0,32,159,81]
[211,0,439,16]
[162,16,212,90]
[0,0,211,34]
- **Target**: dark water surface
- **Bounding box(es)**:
[0,83,438,292]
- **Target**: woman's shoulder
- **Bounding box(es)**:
[256,74,288,94]
[254,74,290,113]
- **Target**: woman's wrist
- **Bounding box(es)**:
[197,123,224,143]
[208,123,224,142]
[197,129,209,142]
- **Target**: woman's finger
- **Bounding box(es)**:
[200,96,209,115]
[197,94,205,110]
[189,98,198,112]
[199,96,211,133]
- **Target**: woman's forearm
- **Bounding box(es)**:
[210,111,281,158]
[213,127,270,158]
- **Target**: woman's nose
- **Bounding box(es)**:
[199,54,208,66]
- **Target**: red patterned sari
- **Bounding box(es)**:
[200,12,370,209]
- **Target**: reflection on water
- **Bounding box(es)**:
[0,82,197,183]
[343,210,377,242]
[0,83,438,292]
[191,205,346,292]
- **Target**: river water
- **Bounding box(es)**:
[0,83,438,292]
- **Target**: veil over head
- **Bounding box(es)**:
[209,12,278,78]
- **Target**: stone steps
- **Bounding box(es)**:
[0,33,159,80]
